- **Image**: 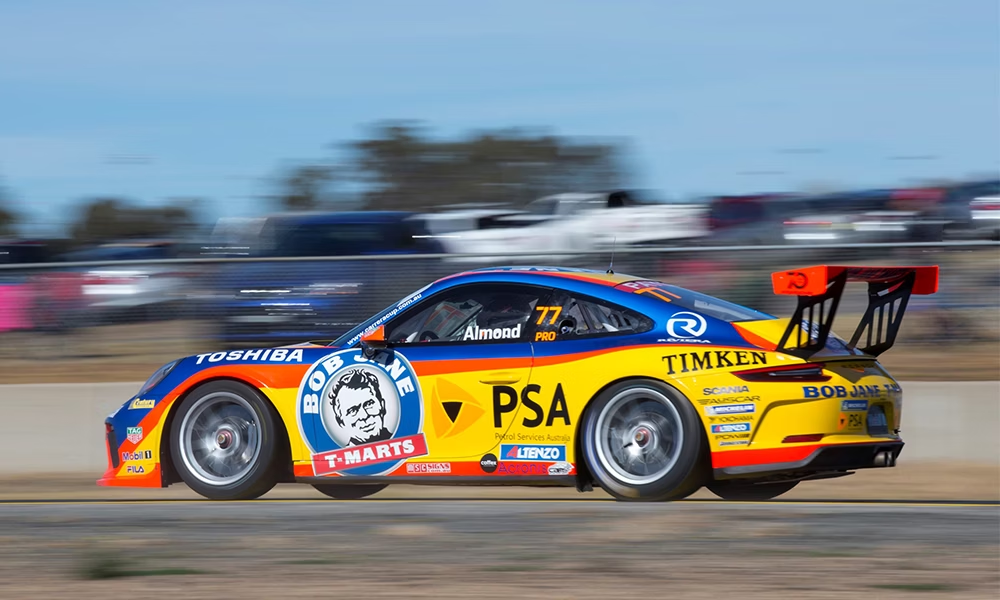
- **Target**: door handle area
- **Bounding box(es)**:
[479,372,522,385]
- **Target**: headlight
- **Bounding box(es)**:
[138,359,179,395]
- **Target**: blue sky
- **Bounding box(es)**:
[1,1,998,235]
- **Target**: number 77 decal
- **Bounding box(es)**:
[535,305,563,324]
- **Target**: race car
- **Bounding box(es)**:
[99,263,938,501]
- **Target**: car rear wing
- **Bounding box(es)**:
[770,265,939,358]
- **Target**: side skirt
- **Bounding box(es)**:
[296,476,578,487]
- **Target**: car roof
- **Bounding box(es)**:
[436,266,646,289]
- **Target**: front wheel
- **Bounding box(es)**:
[581,380,707,501]
[169,380,281,500]
[312,484,388,499]
[707,480,799,501]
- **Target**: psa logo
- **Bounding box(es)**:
[493,384,571,428]
[500,444,566,462]
[711,422,751,434]
[128,398,155,410]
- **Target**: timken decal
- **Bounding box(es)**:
[662,351,767,375]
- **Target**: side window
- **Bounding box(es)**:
[533,292,652,341]
[385,284,546,344]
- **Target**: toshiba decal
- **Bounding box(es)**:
[296,349,427,476]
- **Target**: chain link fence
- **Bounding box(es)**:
[0,242,996,381]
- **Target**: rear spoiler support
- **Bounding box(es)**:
[771,265,938,358]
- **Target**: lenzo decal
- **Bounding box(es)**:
[500,444,566,462]
[711,422,751,434]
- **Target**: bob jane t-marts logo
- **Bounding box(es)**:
[297,349,427,476]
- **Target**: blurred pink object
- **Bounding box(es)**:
[0,284,33,332]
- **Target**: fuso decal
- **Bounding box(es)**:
[297,349,426,476]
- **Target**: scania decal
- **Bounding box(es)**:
[463,323,522,341]
[711,422,751,434]
[704,403,755,416]
[662,351,767,375]
[493,384,571,428]
[500,444,566,462]
[703,385,750,396]
[297,349,426,477]
[195,348,304,365]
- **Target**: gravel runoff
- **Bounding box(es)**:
[0,499,996,599]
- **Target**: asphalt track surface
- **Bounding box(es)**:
[0,498,997,599]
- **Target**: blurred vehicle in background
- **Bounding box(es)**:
[443,190,707,260]
[781,190,917,245]
[30,241,191,327]
[931,179,1000,241]
[200,211,448,347]
[701,193,811,246]
[413,205,528,246]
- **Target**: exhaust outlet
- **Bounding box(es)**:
[873,450,896,468]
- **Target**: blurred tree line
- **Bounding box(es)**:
[4,121,630,248]
[272,120,631,212]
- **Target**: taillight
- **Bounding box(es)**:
[734,362,831,382]
[782,434,825,443]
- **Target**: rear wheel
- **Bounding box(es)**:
[169,380,281,500]
[311,484,388,499]
[708,480,799,501]
[582,380,707,501]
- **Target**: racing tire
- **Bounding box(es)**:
[707,480,799,501]
[169,380,282,500]
[311,484,388,500]
[582,379,708,501]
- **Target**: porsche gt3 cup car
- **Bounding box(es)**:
[99,264,938,501]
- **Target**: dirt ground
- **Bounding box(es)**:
[0,461,996,501]
[0,495,995,599]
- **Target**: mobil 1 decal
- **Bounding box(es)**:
[297,349,427,476]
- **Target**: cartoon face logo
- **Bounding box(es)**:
[326,367,396,446]
[298,349,425,477]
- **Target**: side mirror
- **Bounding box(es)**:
[360,326,393,361]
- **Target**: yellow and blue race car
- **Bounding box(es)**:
[99,264,938,501]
